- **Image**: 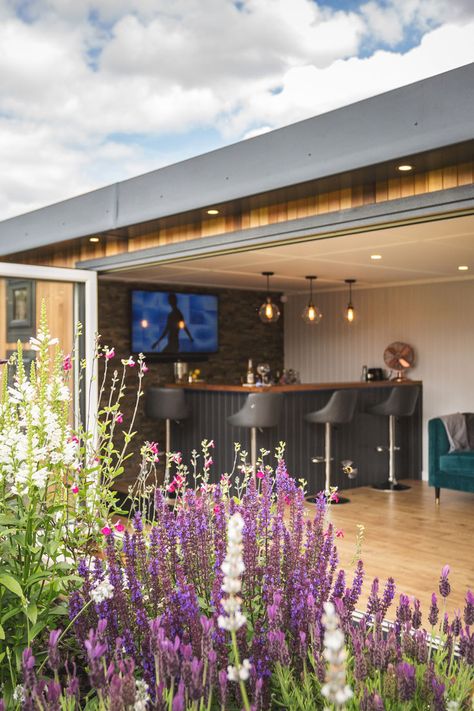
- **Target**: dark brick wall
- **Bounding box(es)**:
[98,279,284,482]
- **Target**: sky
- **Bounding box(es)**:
[1,0,474,220]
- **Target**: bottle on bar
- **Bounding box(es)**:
[246,358,255,385]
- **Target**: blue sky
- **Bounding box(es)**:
[0,0,473,219]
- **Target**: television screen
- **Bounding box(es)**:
[131,290,218,357]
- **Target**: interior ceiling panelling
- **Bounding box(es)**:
[101,214,474,293]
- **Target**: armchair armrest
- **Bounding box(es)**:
[428,418,450,484]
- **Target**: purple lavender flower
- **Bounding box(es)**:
[412,598,422,629]
[396,594,412,625]
[396,661,416,701]
[439,565,451,598]
[451,609,462,637]
[464,589,474,626]
[47,629,62,672]
[380,577,396,617]
[428,593,439,627]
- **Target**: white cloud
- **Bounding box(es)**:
[0,0,473,220]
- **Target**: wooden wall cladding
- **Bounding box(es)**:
[6,160,474,269]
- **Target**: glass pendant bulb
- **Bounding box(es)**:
[258,272,280,323]
[344,279,357,324]
[302,276,322,325]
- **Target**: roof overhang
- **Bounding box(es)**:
[79,184,474,273]
[1,63,474,256]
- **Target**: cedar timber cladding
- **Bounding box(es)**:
[6,158,474,269]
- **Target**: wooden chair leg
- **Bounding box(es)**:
[435,486,440,505]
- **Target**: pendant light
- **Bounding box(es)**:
[258,271,280,323]
[344,279,357,323]
[302,276,322,325]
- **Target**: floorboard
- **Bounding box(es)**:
[313,480,474,620]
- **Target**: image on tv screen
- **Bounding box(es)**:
[131,290,218,356]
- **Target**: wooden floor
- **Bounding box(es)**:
[313,480,474,619]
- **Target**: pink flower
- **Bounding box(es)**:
[63,354,73,371]
[115,412,123,424]
[105,348,115,360]
[101,526,112,536]
[208,440,215,448]
[149,442,159,455]
[335,529,344,538]
[204,457,213,469]
[167,482,176,493]
[121,356,135,367]
[68,435,79,444]
[115,522,125,533]
[71,485,79,494]
[256,469,265,479]
[171,452,182,465]
[330,492,339,504]
[213,505,220,514]
[142,363,149,373]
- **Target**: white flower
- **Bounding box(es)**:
[321,601,352,708]
[227,659,251,682]
[13,685,24,703]
[90,577,114,604]
[218,512,246,632]
[447,702,460,711]
[134,679,150,710]
[29,331,59,351]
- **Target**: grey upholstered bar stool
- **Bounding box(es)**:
[305,389,358,503]
[367,386,419,491]
[145,387,190,474]
[228,392,283,469]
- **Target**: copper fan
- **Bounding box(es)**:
[383,342,415,381]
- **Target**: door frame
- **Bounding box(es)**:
[0,262,98,424]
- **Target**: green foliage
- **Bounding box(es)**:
[0,306,146,697]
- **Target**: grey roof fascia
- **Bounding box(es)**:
[1,63,474,256]
[79,183,474,272]
[0,183,118,254]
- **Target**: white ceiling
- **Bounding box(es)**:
[102,214,474,293]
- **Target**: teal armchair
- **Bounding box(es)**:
[428,417,474,503]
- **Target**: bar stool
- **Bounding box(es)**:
[367,386,419,491]
[228,392,283,469]
[145,387,190,474]
[305,389,358,503]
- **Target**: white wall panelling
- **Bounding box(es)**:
[284,280,474,479]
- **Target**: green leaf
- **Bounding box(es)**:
[0,573,24,600]
[0,624,5,640]
[26,601,37,625]
[29,620,48,642]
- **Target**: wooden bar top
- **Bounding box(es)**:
[166,380,421,393]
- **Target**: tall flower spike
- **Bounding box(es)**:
[321,601,353,708]
[439,565,451,598]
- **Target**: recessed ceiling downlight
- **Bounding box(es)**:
[370,254,382,260]
[207,209,220,215]
[458,265,469,271]
[397,164,413,172]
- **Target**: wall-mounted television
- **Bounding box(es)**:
[131,289,218,359]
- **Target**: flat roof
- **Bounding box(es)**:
[0,62,473,256]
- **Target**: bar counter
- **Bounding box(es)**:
[164,381,422,491]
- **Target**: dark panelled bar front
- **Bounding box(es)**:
[165,382,422,491]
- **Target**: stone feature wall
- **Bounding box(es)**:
[98,279,284,483]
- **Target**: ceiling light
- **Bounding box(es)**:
[206,209,220,215]
[89,236,100,243]
[344,279,357,324]
[258,272,280,324]
[397,164,413,172]
[301,276,322,325]
[458,265,469,271]
[370,254,382,260]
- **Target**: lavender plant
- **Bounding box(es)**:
[0,309,146,701]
